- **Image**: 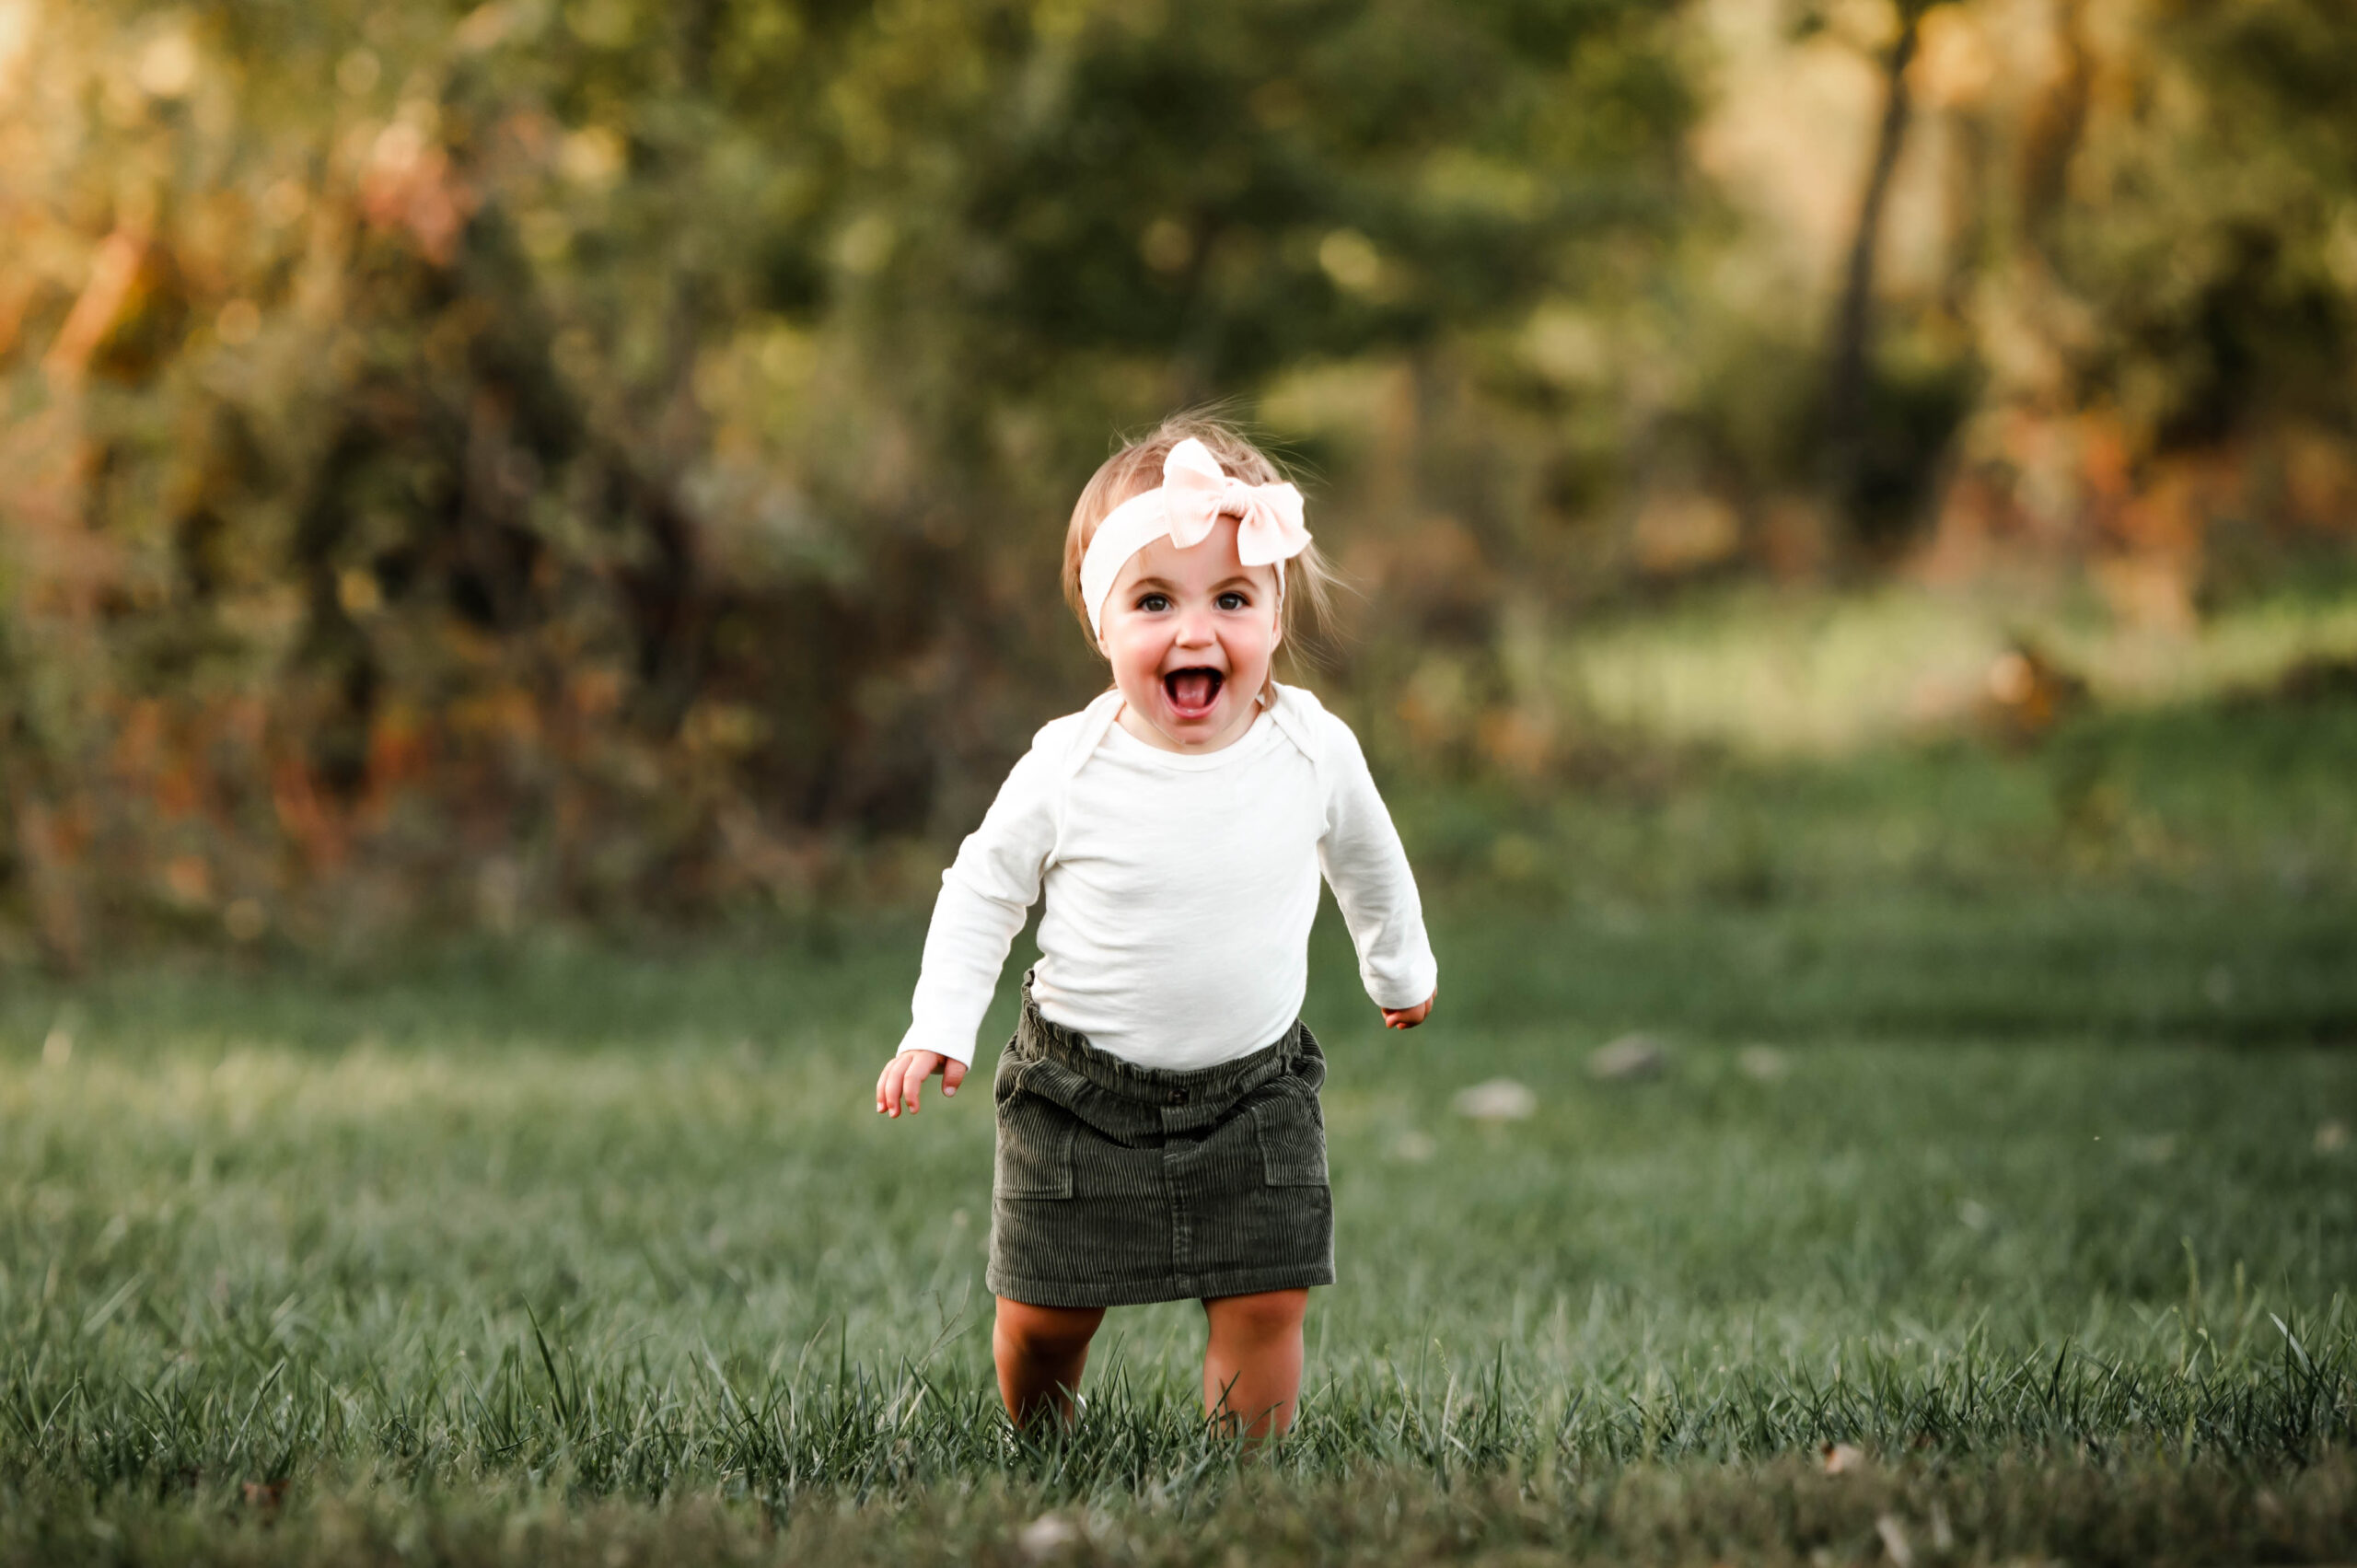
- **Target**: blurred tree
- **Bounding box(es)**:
[4,0,2353,959]
[0,0,1692,958]
[2054,0,2357,448]
[1817,0,1942,548]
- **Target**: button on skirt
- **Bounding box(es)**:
[987,978,1334,1308]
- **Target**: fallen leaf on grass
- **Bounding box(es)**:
[1736,1044,1787,1081]
[1016,1513,1083,1561]
[1389,1129,1437,1162]
[2318,1120,2350,1154]
[1587,1034,1667,1081]
[1875,1513,1913,1566]
[239,1480,287,1512]
[1453,1079,1536,1122]
[1821,1441,1864,1475]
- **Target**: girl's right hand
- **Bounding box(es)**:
[877,1050,967,1118]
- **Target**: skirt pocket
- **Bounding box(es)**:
[1249,1079,1328,1187]
[993,1054,1078,1201]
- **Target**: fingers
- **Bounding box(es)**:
[877,1055,918,1117]
[1381,992,1436,1029]
[877,1052,958,1118]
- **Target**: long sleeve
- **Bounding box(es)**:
[894,730,1063,1065]
[1314,713,1440,1012]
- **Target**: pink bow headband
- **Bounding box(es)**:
[1079,438,1313,636]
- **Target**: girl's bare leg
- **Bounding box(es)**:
[1201,1288,1309,1440]
[993,1296,1106,1427]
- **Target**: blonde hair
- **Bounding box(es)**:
[1061,412,1338,677]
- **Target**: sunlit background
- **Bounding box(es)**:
[4,0,2352,962]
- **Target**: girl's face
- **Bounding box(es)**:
[1097,515,1282,753]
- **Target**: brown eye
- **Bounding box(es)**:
[1139,593,1170,612]
[1217,591,1247,610]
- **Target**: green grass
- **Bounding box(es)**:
[1399,680,2357,912]
[4,691,2356,1562]
[3,916,2354,1562]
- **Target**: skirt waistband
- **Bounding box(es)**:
[1014,972,1309,1107]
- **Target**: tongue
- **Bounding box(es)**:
[1168,670,1217,711]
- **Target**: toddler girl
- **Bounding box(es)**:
[875,415,1437,1440]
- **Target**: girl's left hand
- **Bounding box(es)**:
[1382,988,1435,1029]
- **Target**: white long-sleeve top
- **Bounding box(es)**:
[897,683,1438,1071]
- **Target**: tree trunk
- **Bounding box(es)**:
[2017,0,2091,251]
[1824,9,1923,540]
[8,783,87,976]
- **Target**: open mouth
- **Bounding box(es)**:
[1162,668,1225,716]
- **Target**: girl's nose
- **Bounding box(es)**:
[1175,609,1214,645]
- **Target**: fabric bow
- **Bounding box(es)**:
[1156,438,1310,567]
[1077,436,1315,635]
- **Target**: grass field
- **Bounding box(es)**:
[3,684,2355,1563]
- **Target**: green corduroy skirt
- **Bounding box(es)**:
[986,978,1334,1308]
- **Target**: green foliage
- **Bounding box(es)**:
[2055,0,2357,445]
[0,0,1697,955]
[6,0,2357,958]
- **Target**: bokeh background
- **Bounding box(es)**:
[3,0,2355,967]
[4,8,2356,1556]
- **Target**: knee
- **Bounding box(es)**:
[1209,1289,1307,1343]
[995,1300,1103,1360]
